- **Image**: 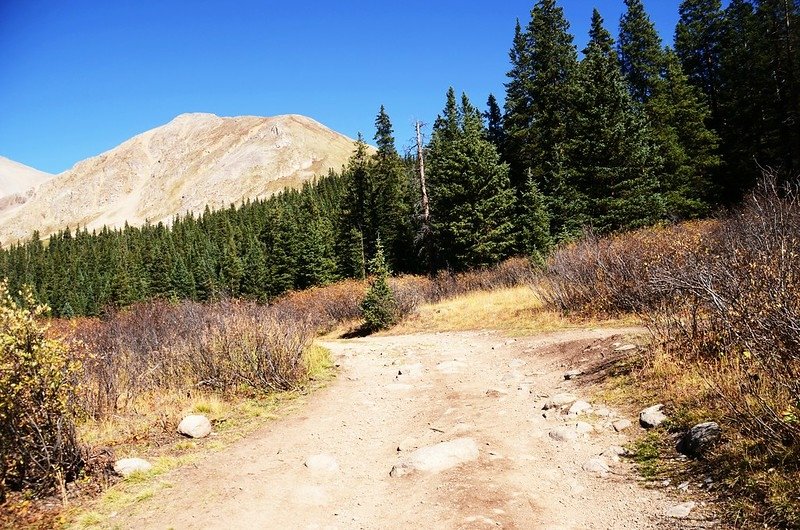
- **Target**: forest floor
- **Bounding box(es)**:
[87,326,718,529]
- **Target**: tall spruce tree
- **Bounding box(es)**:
[372,106,414,272]
[484,94,505,153]
[503,0,578,235]
[337,136,375,278]
[674,0,725,120]
[618,0,665,103]
[648,50,720,218]
[428,88,516,270]
[569,10,664,232]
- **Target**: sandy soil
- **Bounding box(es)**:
[110,329,693,529]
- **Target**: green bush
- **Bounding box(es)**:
[0,282,83,499]
[360,241,398,332]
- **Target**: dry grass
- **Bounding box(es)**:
[391,285,638,335]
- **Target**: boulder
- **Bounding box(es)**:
[390,438,478,477]
[542,393,578,410]
[677,422,721,457]
[548,427,578,442]
[113,457,152,477]
[304,453,339,473]
[612,419,632,432]
[639,405,667,429]
[582,458,610,476]
[575,421,594,435]
[568,400,593,415]
[178,414,212,438]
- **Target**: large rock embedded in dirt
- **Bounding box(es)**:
[304,453,340,473]
[543,393,578,410]
[178,414,212,438]
[390,437,479,477]
[677,422,721,457]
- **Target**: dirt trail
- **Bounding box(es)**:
[114,329,682,529]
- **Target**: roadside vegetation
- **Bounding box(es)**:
[540,177,800,528]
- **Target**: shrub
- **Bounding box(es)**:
[0,282,83,499]
[360,241,398,332]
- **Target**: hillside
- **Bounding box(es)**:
[0,113,357,244]
[0,156,54,219]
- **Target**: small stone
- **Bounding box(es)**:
[304,453,339,473]
[575,421,594,434]
[563,369,583,380]
[677,481,690,492]
[113,458,152,477]
[549,427,578,442]
[568,400,593,415]
[677,422,721,457]
[542,393,578,410]
[594,407,613,418]
[485,388,508,398]
[612,419,633,432]
[177,414,212,439]
[397,437,417,452]
[639,404,667,429]
[666,501,697,519]
[582,458,610,476]
[614,344,638,352]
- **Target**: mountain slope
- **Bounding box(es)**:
[0,156,53,197]
[0,113,357,244]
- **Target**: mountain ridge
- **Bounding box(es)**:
[0,113,358,244]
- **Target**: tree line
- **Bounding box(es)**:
[0,0,796,316]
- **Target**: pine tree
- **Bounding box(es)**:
[170,254,196,299]
[618,0,665,103]
[338,135,375,277]
[484,94,505,153]
[648,50,720,218]
[569,9,664,233]
[359,238,397,332]
[674,0,725,119]
[372,106,414,272]
[428,89,516,270]
[517,174,552,260]
[504,0,579,235]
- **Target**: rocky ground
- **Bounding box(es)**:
[109,329,717,529]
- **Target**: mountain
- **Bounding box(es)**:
[0,113,358,244]
[0,156,54,218]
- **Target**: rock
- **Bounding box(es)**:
[437,360,467,374]
[666,501,697,519]
[601,445,627,462]
[563,369,583,380]
[542,393,578,410]
[677,422,721,457]
[568,400,593,415]
[582,458,610,476]
[548,427,578,442]
[397,437,417,452]
[612,419,633,432]
[390,438,479,476]
[177,414,212,439]
[639,404,667,429]
[575,421,594,435]
[304,453,339,473]
[594,407,613,418]
[113,457,152,477]
[485,388,508,398]
[614,344,638,352]
[396,363,424,379]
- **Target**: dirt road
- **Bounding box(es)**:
[114,329,684,529]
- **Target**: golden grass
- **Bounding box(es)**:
[390,285,639,335]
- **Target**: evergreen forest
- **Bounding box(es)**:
[1,0,797,317]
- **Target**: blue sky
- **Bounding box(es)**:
[0,1,685,174]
